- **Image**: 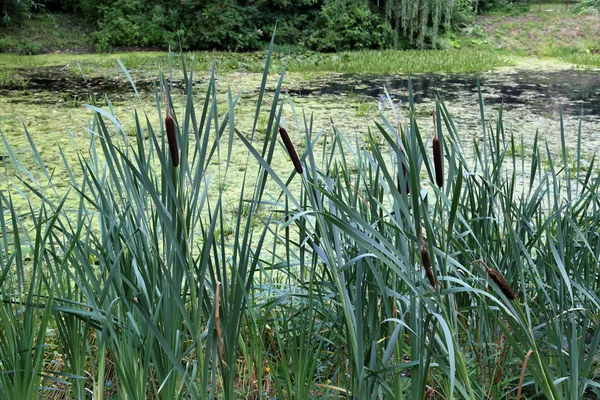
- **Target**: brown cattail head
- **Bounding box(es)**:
[398,160,409,194]
[278,125,303,174]
[487,267,516,300]
[474,260,516,300]
[421,247,436,288]
[420,228,435,287]
[433,136,443,188]
[165,115,179,167]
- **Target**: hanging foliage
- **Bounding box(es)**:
[381,0,456,48]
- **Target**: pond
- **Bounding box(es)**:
[1,60,599,204]
[285,68,600,155]
[298,69,600,116]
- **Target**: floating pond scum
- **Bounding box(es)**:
[1,39,600,400]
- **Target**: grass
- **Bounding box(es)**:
[0,13,94,54]
[0,47,512,77]
[468,3,600,66]
[285,49,513,74]
[1,42,600,400]
[557,51,600,68]
[0,68,29,88]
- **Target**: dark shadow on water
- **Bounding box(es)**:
[2,67,599,116]
[287,70,600,116]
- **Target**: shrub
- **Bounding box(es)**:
[179,0,261,50]
[1,0,43,25]
[452,0,476,28]
[306,0,394,51]
[573,0,600,15]
[93,0,172,49]
[14,39,42,54]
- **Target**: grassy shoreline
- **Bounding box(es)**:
[0,48,513,77]
[1,4,600,76]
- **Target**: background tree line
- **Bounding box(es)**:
[0,0,590,51]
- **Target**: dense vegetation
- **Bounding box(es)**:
[0,0,598,398]
[1,45,600,399]
[1,0,587,51]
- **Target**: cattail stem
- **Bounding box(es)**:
[278,125,303,174]
[474,260,516,300]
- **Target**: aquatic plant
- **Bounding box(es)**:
[1,39,600,400]
[433,130,444,188]
[475,259,516,301]
[420,230,436,287]
[164,93,179,167]
[277,125,303,174]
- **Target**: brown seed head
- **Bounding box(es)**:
[421,248,435,288]
[433,136,443,188]
[398,160,409,194]
[165,115,179,167]
[487,268,516,300]
[473,259,516,300]
[278,126,303,174]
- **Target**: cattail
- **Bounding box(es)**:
[397,160,409,194]
[433,135,443,188]
[432,110,443,188]
[165,115,179,167]
[474,260,516,300]
[421,247,436,288]
[420,229,435,287]
[163,87,179,168]
[487,267,516,300]
[278,125,303,174]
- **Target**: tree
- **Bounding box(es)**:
[307,0,394,51]
[378,0,456,48]
[1,0,44,25]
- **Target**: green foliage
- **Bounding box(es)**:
[474,0,530,13]
[179,0,261,50]
[0,0,476,51]
[452,0,477,27]
[0,37,43,54]
[0,13,93,54]
[254,0,321,45]
[85,0,322,51]
[0,0,43,25]
[14,39,42,54]
[382,0,457,48]
[92,0,176,50]
[573,0,600,15]
[307,0,394,51]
